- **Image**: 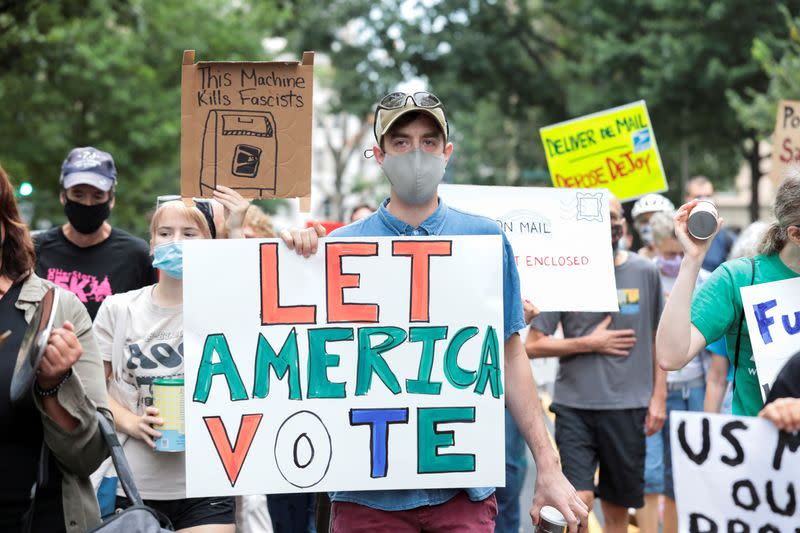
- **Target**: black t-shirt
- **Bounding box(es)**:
[34,227,156,320]
[0,281,64,532]
[767,351,800,402]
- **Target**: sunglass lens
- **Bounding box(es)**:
[414,92,440,107]
[380,92,408,109]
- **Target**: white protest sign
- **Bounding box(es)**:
[183,237,505,496]
[671,411,800,532]
[438,184,618,312]
[740,277,800,400]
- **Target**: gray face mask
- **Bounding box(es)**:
[382,149,446,205]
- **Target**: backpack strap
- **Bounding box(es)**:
[733,257,756,391]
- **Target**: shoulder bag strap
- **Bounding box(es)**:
[733,257,757,391]
[96,412,145,505]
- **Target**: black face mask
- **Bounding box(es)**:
[611,223,624,254]
[64,198,111,234]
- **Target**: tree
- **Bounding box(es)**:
[289,0,800,217]
[729,6,800,135]
[0,0,291,235]
[557,0,800,216]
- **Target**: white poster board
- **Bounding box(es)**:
[438,184,618,312]
[183,236,506,496]
[740,277,800,400]
[671,411,800,532]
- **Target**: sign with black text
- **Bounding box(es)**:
[671,411,799,532]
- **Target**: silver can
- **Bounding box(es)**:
[535,506,573,533]
[687,199,718,240]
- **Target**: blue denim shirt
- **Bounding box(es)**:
[328,197,525,511]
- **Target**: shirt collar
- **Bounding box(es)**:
[377,197,448,236]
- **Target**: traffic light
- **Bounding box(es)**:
[18,181,33,197]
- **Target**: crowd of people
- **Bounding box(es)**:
[1,89,799,533]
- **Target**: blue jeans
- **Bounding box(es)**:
[643,431,664,494]
[663,381,705,499]
[495,409,527,533]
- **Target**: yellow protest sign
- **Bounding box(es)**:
[540,101,667,201]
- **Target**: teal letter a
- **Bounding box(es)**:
[193,334,248,403]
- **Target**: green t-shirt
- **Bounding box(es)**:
[691,254,799,416]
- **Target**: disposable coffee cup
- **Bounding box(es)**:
[688,199,718,240]
[152,378,185,452]
[536,506,577,533]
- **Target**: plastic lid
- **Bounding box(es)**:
[540,506,567,526]
[153,377,184,386]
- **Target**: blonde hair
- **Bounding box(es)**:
[649,211,676,246]
[150,200,212,239]
[759,169,800,256]
[243,205,276,238]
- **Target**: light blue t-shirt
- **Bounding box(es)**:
[328,197,525,511]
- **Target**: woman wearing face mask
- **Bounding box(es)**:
[631,194,675,260]
[0,165,111,532]
[92,187,248,533]
[657,172,800,419]
[638,212,715,533]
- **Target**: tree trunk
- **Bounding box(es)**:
[679,137,689,200]
[747,135,760,223]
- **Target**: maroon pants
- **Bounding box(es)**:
[330,492,497,533]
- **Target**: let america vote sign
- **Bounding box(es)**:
[183,237,506,496]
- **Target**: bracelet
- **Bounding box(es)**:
[34,368,73,397]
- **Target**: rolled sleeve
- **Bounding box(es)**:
[502,234,525,340]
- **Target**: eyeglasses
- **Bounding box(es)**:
[155,195,217,239]
[373,91,449,140]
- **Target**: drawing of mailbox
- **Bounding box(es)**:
[199,110,278,197]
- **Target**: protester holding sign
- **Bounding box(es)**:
[526,196,666,533]
[93,189,249,532]
[283,91,588,533]
[657,172,800,417]
[34,147,157,320]
[0,165,111,532]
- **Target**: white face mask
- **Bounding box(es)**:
[636,223,654,246]
[382,149,446,205]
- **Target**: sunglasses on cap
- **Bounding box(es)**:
[155,195,217,239]
[373,91,449,140]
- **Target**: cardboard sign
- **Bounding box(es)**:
[740,277,800,400]
[769,100,800,186]
[671,411,799,532]
[540,101,668,202]
[183,237,506,496]
[438,184,617,312]
[180,50,314,200]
